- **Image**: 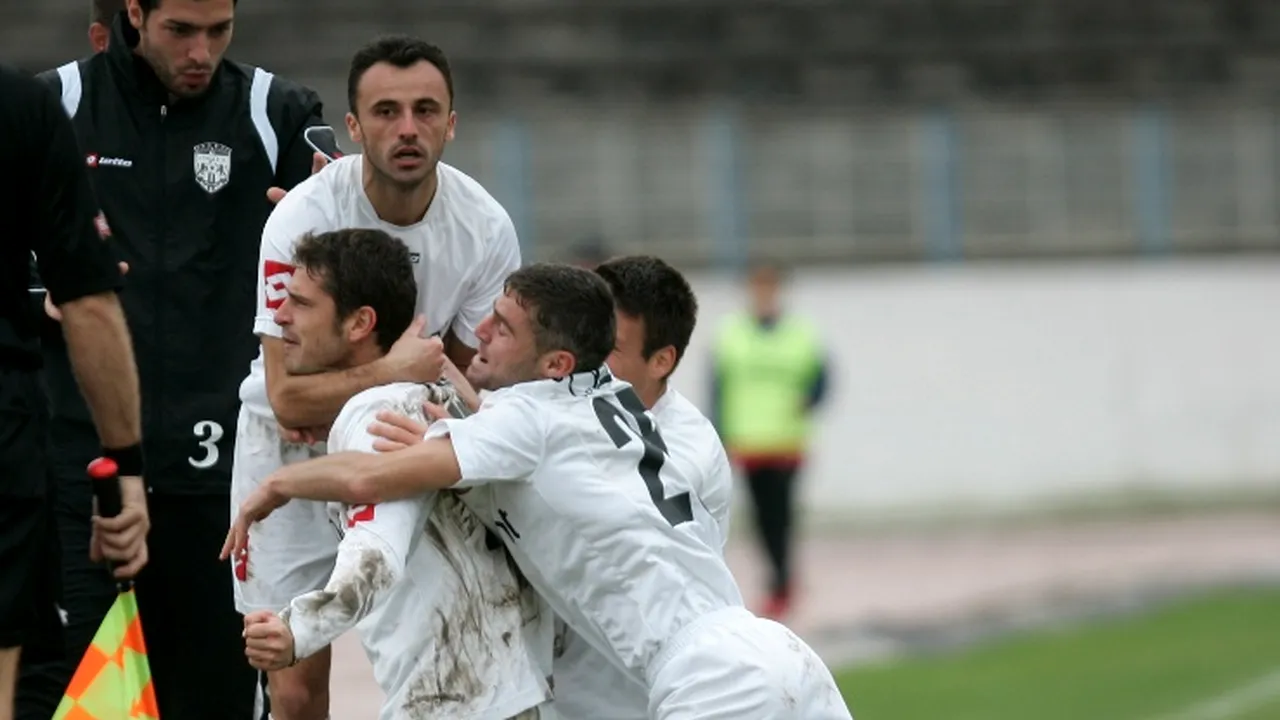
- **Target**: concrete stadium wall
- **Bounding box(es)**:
[669,257,1280,520]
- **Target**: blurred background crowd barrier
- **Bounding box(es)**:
[11,0,1280,268]
[9,0,1279,520]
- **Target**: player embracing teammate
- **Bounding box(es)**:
[230,35,523,719]
[232,31,852,720]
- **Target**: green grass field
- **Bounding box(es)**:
[834,585,1280,720]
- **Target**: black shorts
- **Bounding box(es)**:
[0,370,62,651]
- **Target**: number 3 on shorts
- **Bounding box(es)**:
[189,419,224,469]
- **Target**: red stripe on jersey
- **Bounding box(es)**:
[263,259,296,310]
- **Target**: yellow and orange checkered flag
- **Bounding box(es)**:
[53,458,159,720]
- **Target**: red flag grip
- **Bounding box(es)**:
[88,457,123,519]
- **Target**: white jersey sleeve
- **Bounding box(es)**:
[281,388,433,660]
[283,497,430,660]
[425,390,544,488]
[253,187,330,339]
[449,216,521,348]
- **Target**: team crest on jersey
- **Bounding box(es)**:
[193,141,232,194]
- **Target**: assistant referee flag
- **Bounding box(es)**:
[53,459,159,720]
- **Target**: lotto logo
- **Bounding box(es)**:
[85,153,133,168]
[263,259,295,310]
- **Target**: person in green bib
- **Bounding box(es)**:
[710,260,828,622]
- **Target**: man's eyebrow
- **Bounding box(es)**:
[166,19,230,30]
[286,290,310,305]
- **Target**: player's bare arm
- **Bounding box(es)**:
[263,315,445,429]
[58,292,150,578]
[222,439,461,560]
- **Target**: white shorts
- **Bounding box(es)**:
[230,404,340,614]
[647,608,853,720]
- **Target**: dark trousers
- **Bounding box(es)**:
[0,370,63,662]
[17,421,261,720]
[744,463,800,596]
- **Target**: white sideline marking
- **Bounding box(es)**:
[1152,667,1280,720]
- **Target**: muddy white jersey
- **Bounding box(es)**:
[424,369,744,687]
[281,382,551,720]
[237,155,521,421]
[550,385,735,719]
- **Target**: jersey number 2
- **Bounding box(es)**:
[592,389,693,527]
[189,420,223,469]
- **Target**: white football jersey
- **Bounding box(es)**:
[651,387,734,548]
[550,386,735,719]
[238,155,522,420]
[281,382,552,720]
[424,369,745,689]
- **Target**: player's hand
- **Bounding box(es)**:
[44,262,129,322]
[220,483,288,562]
[266,152,328,204]
[368,410,429,452]
[243,610,297,671]
[278,423,330,445]
[383,316,445,384]
[424,402,451,422]
[90,474,150,579]
[277,423,306,444]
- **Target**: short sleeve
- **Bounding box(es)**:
[253,189,328,338]
[424,392,542,487]
[450,216,521,349]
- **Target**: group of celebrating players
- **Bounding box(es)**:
[220,32,851,720]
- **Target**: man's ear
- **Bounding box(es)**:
[445,110,457,143]
[346,306,378,344]
[542,349,577,379]
[89,22,110,53]
[126,0,144,30]
[648,346,677,381]
[345,112,362,145]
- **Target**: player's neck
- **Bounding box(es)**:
[340,344,385,374]
[639,381,667,410]
[363,162,439,227]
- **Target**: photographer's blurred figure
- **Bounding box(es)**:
[710,260,829,622]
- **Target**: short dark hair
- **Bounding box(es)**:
[291,229,417,353]
[135,0,237,16]
[503,264,616,374]
[91,0,125,25]
[347,35,454,114]
[594,255,698,378]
